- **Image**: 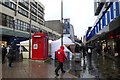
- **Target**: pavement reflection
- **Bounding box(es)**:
[49,51,120,79]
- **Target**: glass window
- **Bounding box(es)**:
[4,1,9,6]
[2,14,7,26]
[27,23,29,31]
[19,0,23,2]
[6,16,10,28]
[3,1,16,10]
[17,20,21,30]
[15,20,17,29]
[12,3,16,10]
[31,14,37,21]
[18,7,28,17]
[23,22,26,31]
[9,17,14,28]
[21,21,23,30]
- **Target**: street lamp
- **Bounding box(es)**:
[61,0,63,46]
[29,2,32,59]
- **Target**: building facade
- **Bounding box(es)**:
[0,0,60,45]
[45,20,62,35]
[86,1,120,55]
[45,19,75,42]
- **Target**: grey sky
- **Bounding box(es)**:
[39,0,97,38]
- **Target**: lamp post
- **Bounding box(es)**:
[61,0,63,46]
[29,2,32,59]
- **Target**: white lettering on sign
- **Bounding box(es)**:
[34,36,41,38]
[33,44,38,49]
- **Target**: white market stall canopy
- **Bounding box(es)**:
[51,37,74,60]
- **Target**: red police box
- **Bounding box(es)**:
[32,32,48,60]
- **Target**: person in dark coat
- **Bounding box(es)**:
[2,45,7,64]
[55,46,68,76]
[7,45,14,67]
[82,45,86,60]
[87,45,93,69]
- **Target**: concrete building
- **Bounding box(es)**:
[0,0,60,45]
[45,19,75,42]
[86,1,120,55]
[45,20,62,35]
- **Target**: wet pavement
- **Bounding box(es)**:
[50,51,120,79]
[93,53,120,79]
[47,54,102,79]
[2,51,120,79]
[81,51,120,79]
[2,59,77,79]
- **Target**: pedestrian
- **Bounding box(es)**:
[55,45,68,76]
[104,47,108,55]
[2,45,7,64]
[82,45,86,60]
[87,45,93,69]
[7,45,14,67]
[87,46,93,59]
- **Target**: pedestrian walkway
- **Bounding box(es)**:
[92,50,120,79]
[2,59,77,79]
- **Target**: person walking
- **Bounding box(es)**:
[7,45,14,67]
[2,45,7,64]
[87,45,93,70]
[82,45,86,60]
[55,45,68,76]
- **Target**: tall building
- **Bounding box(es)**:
[45,19,75,42]
[0,0,60,45]
[86,1,120,54]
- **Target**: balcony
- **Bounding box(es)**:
[19,2,29,10]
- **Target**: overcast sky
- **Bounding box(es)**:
[39,0,97,38]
